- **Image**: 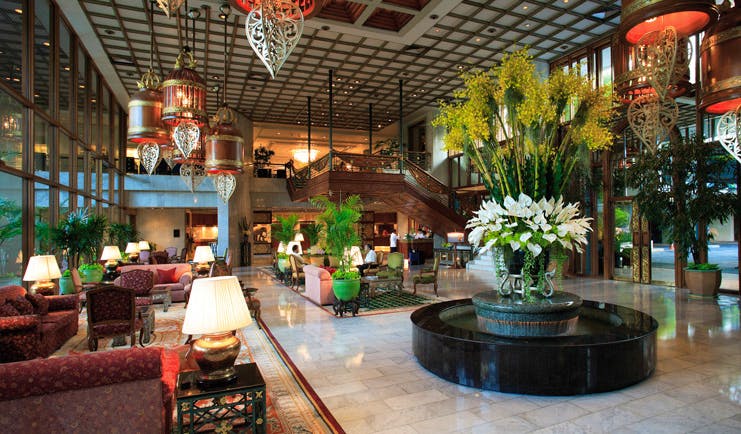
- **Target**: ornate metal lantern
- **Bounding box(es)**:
[620,0,719,44]
[231,0,324,19]
[699,3,741,114]
[127,71,169,145]
[162,49,208,158]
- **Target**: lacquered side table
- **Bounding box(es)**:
[176,363,266,434]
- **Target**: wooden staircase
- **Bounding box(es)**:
[287,152,467,235]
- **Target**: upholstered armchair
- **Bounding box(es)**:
[165,247,178,261]
[119,269,155,309]
[150,251,169,265]
[86,285,143,351]
[289,254,305,290]
[377,252,404,282]
[364,251,384,276]
[413,256,440,296]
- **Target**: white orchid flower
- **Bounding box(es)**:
[526,243,542,256]
[543,233,557,243]
[519,232,532,243]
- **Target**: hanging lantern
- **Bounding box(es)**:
[137,143,161,175]
[212,173,237,203]
[620,0,719,45]
[245,1,304,79]
[699,3,741,114]
[156,0,185,17]
[127,70,169,145]
[160,145,176,169]
[179,147,207,192]
[161,50,207,126]
[205,106,244,175]
[231,0,324,19]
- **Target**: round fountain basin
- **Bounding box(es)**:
[472,291,582,337]
[411,299,657,395]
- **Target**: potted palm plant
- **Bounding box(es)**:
[311,195,363,302]
[301,222,324,264]
[272,214,299,273]
[627,135,736,296]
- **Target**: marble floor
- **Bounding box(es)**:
[234,265,741,434]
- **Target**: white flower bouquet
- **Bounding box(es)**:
[467,193,592,257]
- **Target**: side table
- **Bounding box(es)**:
[150,288,172,312]
[176,363,267,434]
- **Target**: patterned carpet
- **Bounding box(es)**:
[54,304,332,433]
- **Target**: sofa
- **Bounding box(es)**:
[0,346,178,433]
[0,285,79,363]
[114,263,192,303]
[303,265,335,305]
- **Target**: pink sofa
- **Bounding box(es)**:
[303,265,335,305]
[114,263,192,303]
[0,346,178,433]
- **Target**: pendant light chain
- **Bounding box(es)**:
[149,0,155,71]
[223,9,228,102]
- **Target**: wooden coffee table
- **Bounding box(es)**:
[358,276,403,307]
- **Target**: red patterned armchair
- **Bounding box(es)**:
[0,346,178,433]
[118,269,155,309]
[0,285,79,363]
[86,285,143,351]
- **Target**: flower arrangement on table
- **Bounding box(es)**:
[433,49,612,298]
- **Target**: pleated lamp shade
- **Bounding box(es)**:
[23,255,62,281]
[182,276,252,335]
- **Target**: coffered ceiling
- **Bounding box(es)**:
[75,0,621,131]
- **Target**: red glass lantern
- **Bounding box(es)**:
[699,3,741,114]
[127,71,170,145]
[230,0,324,19]
[620,0,719,45]
[161,49,208,128]
[205,106,244,175]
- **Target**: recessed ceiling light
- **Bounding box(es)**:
[430,14,439,20]
[14,8,22,14]
[434,28,440,33]
[475,37,481,42]
[523,5,528,10]
[212,75,219,80]
[105,29,115,35]
[43,41,50,47]
[321,25,330,31]
[525,23,530,28]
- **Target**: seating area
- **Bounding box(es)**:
[114,264,193,303]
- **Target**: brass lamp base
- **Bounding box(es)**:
[31,280,57,296]
[191,331,241,385]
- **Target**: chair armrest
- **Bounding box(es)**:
[0,315,41,333]
[179,271,193,285]
[47,294,80,312]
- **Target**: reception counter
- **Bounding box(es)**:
[399,239,434,264]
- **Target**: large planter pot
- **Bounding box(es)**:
[58,276,75,295]
[332,278,361,301]
[684,268,721,296]
[277,257,290,273]
[79,268,103,284]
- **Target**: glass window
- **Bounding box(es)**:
[77,144,87,192]
[112,103,120,166]
[77,194,86,210]
[34,182,51,254]
[59,21,74,131]
[600,46,612,88]
[33,0,52,113]
[1,2,24,95]
[59,133,72,186]
[0,88,23,170]
[33,114,52,179]
[0,172,23,285]
[76,44,87,141]
[101,88,110,157]
[59,189,70,217]
[90,71,99,151]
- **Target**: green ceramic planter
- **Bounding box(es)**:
[332,278,361,301]
[277,257,290,273]
[80,268,103,283]
[58,276,75,295]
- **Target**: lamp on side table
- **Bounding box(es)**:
[23,255,62,295]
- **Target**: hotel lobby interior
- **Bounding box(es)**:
[0,0,740,433]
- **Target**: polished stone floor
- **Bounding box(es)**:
[234,265,741,434]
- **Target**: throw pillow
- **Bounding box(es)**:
[0,303,19,317]
[25,293,49,315]
[157,268,178,284]
[8,296,34,315]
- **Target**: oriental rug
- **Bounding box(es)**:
[54,304,333,434]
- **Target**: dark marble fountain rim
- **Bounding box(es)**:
[411,299,658,348]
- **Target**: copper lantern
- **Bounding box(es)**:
[205,106,244,175]
[161,49,208,128]
[699,3,741,114]
[230,0,325,19]
[127,71,169,145]
[620,0,719,45]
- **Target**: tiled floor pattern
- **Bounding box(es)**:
[235,266,741,434]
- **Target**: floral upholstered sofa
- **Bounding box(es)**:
[0,346,178,433]
[0,285,79,363]
[114,263,192,303]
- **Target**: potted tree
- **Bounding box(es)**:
[627,135,736,296]
[301,222,324,265]
[51,208,107,281]
[272,214,299,274]
[254,146,275,178]
[311,195,363,303]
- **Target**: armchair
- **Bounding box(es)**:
[364,251,384,276]
[289,254,305,290]
[165,246,178,260]
[413,257,440,296]
[377,252,404,282]
[86,285,143,351]
[119,269,155,308]
[209,260,231,277]
[150,251,169,265]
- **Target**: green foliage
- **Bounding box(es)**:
[62,269,71,277]
[301,222,323,247]
[627,136,737,264]
[253,146,275,165]
[332,270,360,280]
[51,208,108,269]
[272,214,299,245]
[108,223,138,251]
[78,262,104,272]
[0,198,22,249]
[614,207,630,228]
[276,252,289,260]
[311,195,363,273]
[686,262,720,271]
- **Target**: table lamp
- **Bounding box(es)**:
[182,276,252,384]
[138,240,151,251]
[125,242,140,262]
[289,233,304,255]
[100,245,122,281]
[23,255,62,295]
[193,245,215,276]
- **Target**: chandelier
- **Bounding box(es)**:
[1,113,20,139]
